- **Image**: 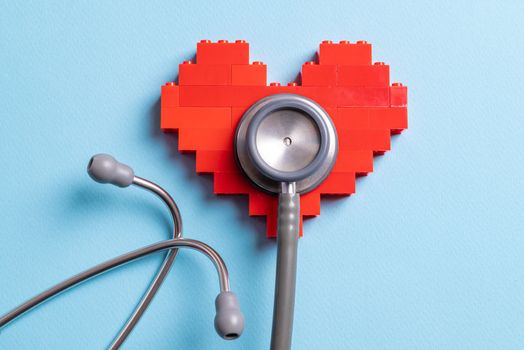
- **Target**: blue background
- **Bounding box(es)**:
[1,1,523,349]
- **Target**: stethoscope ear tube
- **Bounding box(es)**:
[215,291,245,340]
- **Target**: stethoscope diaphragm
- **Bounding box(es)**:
[235,93,338,194]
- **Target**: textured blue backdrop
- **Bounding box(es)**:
[1,1,523,349]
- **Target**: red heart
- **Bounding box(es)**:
[161,40,407,237]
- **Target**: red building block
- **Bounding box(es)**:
[333,150,374,175]
[161,83,179,108]
[369,107,408,133]
[338,63,390,87]
[214,171,253,194]
[160,40,408,237]
[390,83,408,107]
[179,62,231,85]
[232,62,267,85]
[179,86,233,106]
[319,40,372,65]
[197,39,249,65]
[301,62,337,86]
[339,129,391,153]
[178,128,233,152]
[249,191,277,216]
[336,86,390,107]
[317,172,356,195]
[232,107,249,127]
[161,107,231,130]
[301,192,321,216]
[196,150,237,173]
[334,107,371,129]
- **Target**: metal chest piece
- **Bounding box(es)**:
[235,93,338,194]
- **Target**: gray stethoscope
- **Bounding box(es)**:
[0,93,337,350]
[235,93,338,350]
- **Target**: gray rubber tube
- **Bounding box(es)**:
[270,191,300,350]
[0,238,231,329]
[108,176,182,349]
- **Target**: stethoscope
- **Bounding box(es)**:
[1,93,337,350]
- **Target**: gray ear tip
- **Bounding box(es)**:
[87,154,134,187]
[214,291,244,340]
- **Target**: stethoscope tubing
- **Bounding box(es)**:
[270,184,300,350]
[0,238,230,330]
[109,176,183,349]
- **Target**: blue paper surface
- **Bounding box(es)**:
[1,1,523,348]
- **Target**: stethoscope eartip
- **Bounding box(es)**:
[87,154,135,188]
[214,291,244,340]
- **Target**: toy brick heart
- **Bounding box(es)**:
[161,40,407,237]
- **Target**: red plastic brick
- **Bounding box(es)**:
[179,63,231,85]
[319,40,372,65]
[338,64,390,87]
[390,83,408,107]
[334,107,371,129]
[196,150,237,173]
[249,191,277,216]
[333,150,374,175]
[232,62,267,86]
[336,86,390,107]
[301,62,337,86]
[197,40,249,65]
[178,128,232,152]
[179,86,233,106]
[317,172,356,195]
[161,83,179,108]
[232,107,249,127]
[301,192,321,216]
[160,40,408,237]
[369,107,408,133]
[214,171,253,194]
[339,129,391,153]
[161,107,231,130]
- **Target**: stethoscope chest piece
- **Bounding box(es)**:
[235,93,338,194]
